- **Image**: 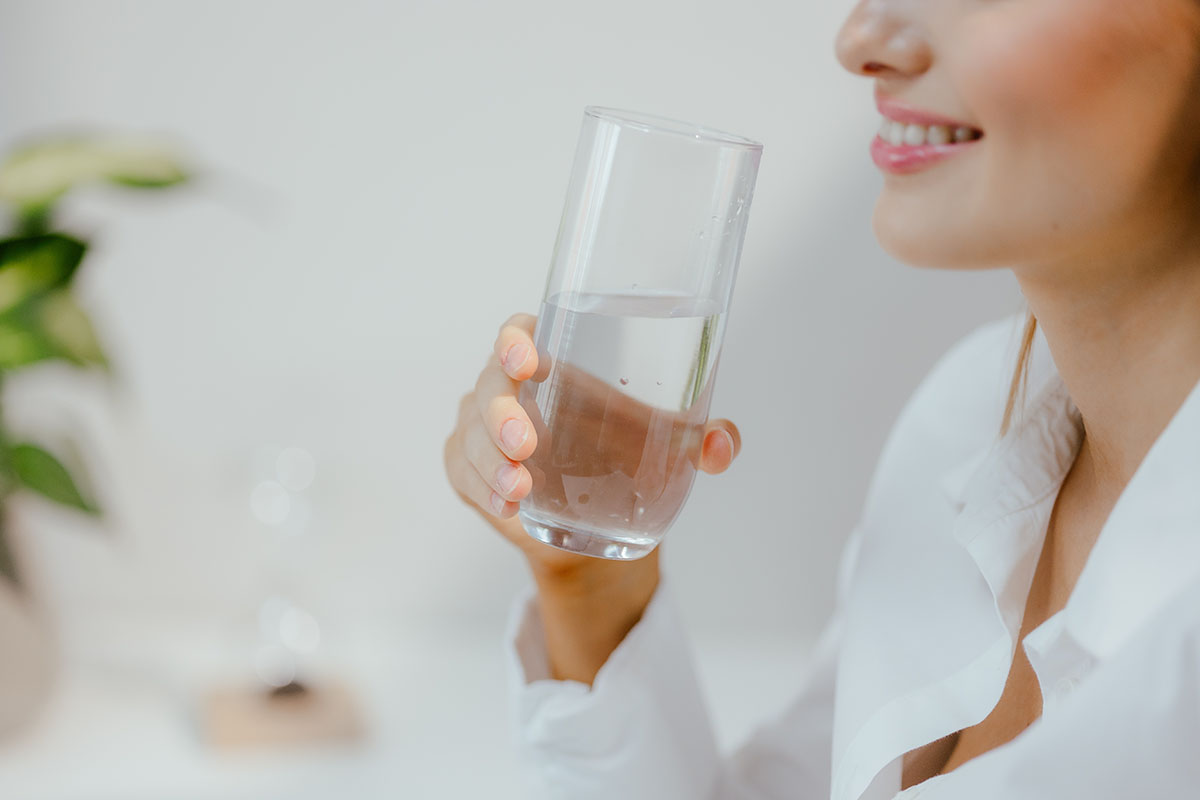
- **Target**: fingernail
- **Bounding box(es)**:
[503,343,530,372]
[718,430,735,456]
[490,491,506,515]
[501,418,528,452]
[496,463,522,495]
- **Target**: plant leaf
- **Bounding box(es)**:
[0,234,87,318]
[0,135,188,213]
[96,139,188,189]
[9,442,98,514]
[0,287,107,372]
[108,173,187,189]
[38,290,108,368]
[0,320,57,369]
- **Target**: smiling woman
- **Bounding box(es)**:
[445,0,1200,798]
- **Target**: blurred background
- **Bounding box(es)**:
[0,1,1022,797]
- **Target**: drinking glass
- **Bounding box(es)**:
[517,106,761,560]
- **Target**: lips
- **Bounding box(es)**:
[875,94,982,130]
[871,92,984,175]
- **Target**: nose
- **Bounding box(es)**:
[835,0,932,79]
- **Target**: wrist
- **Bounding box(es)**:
[529,547,661,602]
[530,551,661,684]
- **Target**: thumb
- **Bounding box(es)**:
[698,418,741,474]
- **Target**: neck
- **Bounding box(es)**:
[1014,220,1200,496]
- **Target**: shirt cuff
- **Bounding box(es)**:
[503,570,721,798]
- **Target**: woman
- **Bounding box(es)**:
[442,0,1200,797]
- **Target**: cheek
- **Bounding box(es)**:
[960,0,1192,131]
[960,3,1128,119]
[954,3,1194,240]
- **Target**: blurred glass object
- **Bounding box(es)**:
[247,443,321,690]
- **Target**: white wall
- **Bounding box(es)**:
[0,0,1022,657]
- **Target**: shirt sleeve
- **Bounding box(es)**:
[502,526,863,800]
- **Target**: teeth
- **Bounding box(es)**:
[878,118,979,146]
[903,124,926,146]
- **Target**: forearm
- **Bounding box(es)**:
[530,547,662,685]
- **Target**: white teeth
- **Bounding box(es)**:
[878,117,980,146]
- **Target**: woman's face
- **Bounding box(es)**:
[835,0,1200,274]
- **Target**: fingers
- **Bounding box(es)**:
[494,313,539,381]
[445,312,543,526]
[445,431,522,519]
[462,415,533,503]
[698,418,742,475]
[474,361,539,460]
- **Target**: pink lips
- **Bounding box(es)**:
[871,93,984,175]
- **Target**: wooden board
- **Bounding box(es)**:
[198,682,366,750]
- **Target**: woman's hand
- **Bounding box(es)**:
[444,311,742,683]
[443,311,742,579]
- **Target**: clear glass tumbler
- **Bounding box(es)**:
[517,106,762,560]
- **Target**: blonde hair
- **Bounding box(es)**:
[1000,311,1039,437]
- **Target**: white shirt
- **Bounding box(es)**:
[502,313,1200,800]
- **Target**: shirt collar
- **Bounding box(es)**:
[938,337,1200,663]
[1065,371,1200,659]
[946,375,1082,643]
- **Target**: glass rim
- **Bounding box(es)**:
[583,106,763,150]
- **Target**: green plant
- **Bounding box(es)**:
[0,134,188,584]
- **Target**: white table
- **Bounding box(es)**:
[0,613,814,799]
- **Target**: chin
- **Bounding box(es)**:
[870,197,1005,272]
